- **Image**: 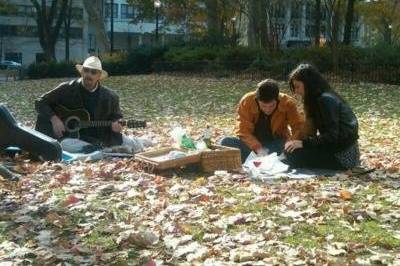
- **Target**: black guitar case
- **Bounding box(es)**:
[0,105,62,161]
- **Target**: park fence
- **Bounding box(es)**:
[153,60,400,84]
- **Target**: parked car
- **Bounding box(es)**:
[0,60,22,70]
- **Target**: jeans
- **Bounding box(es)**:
[220,136,285,163]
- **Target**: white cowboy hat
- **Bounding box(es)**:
[75,56,108,79]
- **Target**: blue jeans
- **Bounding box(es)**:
[220,136,285,163]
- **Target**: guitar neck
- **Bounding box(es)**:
[80,120,127,128]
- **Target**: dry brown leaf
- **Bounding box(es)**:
[339,190,353,200]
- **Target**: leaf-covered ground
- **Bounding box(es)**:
[0,75,399,265]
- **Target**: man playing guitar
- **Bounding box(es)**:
[35,56,146,153]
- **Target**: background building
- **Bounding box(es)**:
[0,0,181,66]
[0,0,87,65]
[0,0,367,66]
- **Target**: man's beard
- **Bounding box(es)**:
[82,78,97,91]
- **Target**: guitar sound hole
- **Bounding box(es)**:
[65,117,81,132]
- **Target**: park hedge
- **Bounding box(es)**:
[26,44,400,83]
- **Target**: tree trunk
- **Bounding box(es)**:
[259,0,268,48]
[205,0,220,45]
[343,0,355,45]
[331,0,343,44]
[314,0,321,46]
[82,0,110,52]
[31,0,69,62]
[64,0,72,61]
[43,43,56,62]
[382,19,392,45]
[247,0,259,48]
[329,0,344,72]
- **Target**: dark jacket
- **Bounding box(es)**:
[35,78,123,146]
[303,92,358,152]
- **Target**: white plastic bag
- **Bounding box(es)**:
[170,126,186,148]
[243,152,289,179]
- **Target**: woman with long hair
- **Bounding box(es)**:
[284,63,360,170]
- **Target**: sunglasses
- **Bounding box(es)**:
[83,67,99,75]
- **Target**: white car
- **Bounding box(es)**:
[0,60,22,70]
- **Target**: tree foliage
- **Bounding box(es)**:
[0,0,16,14]
[127,0,244,45]
[358,0,400,45]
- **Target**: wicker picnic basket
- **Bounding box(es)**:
[200,145,241,172]
[135,147,201,172]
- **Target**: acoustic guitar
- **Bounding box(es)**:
[54,105,146,138]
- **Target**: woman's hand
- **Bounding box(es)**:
[284,140,303,153]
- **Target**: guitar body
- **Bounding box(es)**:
[0,105,62,161]
[54,105,91,139]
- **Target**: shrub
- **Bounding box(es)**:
[25,44,400,84]
[163,46,220,63]
[27,61,76,79]
[126,45,168,74]
[102,51,129,76]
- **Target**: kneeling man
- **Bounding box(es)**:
[221,79,304,162]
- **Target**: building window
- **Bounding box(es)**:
[273,23,285,36]
[16,26,37,37]
[305,24,315,37]
[19,5,35,17]
[272,3,285,18]
[36,53,45,63]
[305,2,314,20]
[290,22,300,37]
[291,1,302,19]
[5,52,22,63]
[321,9,327,20]
[121,4,134,19]
[0,25,38,37]
[72,8,83,20]
[105,3,118,18]
[351,27,360,40]
[89,33,96,50]
[0,5,35,17]
[321,25,327,37]
[61,27,83,39]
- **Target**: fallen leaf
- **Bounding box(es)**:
[339,190,352,200]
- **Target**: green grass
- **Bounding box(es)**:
[52,188,66,202]
[353,184,393,209]
[186,224,205,242]
[284,220,400,249]
[215,187,253,201]
[0,221,8,242]
[109,206,131,223]
[358,221,400,249]
[83,230,118,251]
[82,220,118,252]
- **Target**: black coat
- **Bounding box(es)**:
[35,78,123,146]
[303,92,359,152]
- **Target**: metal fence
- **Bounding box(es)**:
[153,60,400,84]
